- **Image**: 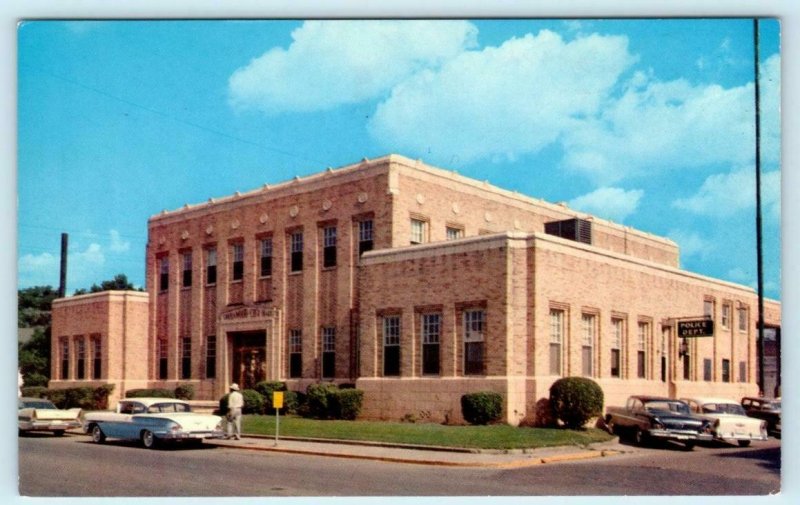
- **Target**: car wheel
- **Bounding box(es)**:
[738,440,751,447]
[683,441,696,451]
[53,430,65,437]
[91,425,106,443]
[634,428,647,446]
[141,430,158,449]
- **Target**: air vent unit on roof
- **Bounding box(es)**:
[544,218,592,245]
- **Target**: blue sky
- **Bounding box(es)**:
[17,19,781,299]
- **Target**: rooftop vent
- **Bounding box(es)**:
[544,218,592,245]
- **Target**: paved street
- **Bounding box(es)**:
[18,432,781,497]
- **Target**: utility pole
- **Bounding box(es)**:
[753,18,766,395]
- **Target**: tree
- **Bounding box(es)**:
[74,273,142,295]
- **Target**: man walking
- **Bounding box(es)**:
[227,383,244,440]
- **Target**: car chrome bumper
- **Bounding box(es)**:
[160,429,226,441]
[717,432,768,442]
[648,429,714,441]
[19,420,82,431]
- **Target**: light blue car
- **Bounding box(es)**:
[83,398,225,449]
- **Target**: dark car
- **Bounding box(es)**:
[605,395,714,450]
[741,397,781,436]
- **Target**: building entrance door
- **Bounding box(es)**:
[231,331,267,390]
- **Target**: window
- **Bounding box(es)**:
[738,307,748,332]
[446,226,464,240]
[159,257,169,292]
[410,218,427,245]
[323,226,337,268]
[637,322,649,379]
[181,337,192,379]
[739,360,747,383]
[359,220,374,255]
[721,303,731,328]
[157,338,168,380]
[291,232,303,272]
[383,316,401,376]
[92,336,102,380]
[206,336,216,379]
[421,313,441,375]
[206,248,217,285]
[549,309,564,375]
[610,318,623,378]
[180,251,192,288]
[322,327,336,378]
[60,338,69,380]
[704,299,715,319]
[260,238,273,277]
[464,309,485,375]
[683,351,691,380]
[703,358,712,381]
[231,243,244,281]
[289,330,302,378]
[76,337,86,380]
[581,314,596,377]
[722,358,731,383]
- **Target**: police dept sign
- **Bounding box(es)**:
[677,319,714,337]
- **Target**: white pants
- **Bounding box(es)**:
[227,407,242,438]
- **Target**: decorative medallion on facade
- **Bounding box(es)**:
[231,219,240,230]
[206,225,214,236]
[452,202,460,214]
[416,193,425,204]
[485,211,493,222]
[357,192,368,204]
[322,199,332,211]
[514,219,522,230]
[259,213,269,224]
[181,230,190,241]
[158,236,166,245]
[289,205,299,218]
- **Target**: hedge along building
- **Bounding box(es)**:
[49,154,781,424]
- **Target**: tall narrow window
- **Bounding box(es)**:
[683,351,691,380]
[322,327,336,379]
[464,309,485,375]
[76,337,86,380]
[446,226,464,240]
[323,226,337,268]
[738,307,748,332]
[92,335,102,380]
[158,338,168,380]
[383,316,401,376]
[581,314,596,377]
[739,360,747,383]
[721,303,731,329]
[703,358,712,381]
[359,220,374,255]
[549,309,564,375]
[182,251,192,287]
[422,313,441,375]
[260,238,273,277]
[206,248,217,285]
[704,299,715,320]
[637,322,649,379]
[231,243,244,281]
[291,232,303,272]
[610,318,623,378]
[722,358,731,383]
[60,338,69,380]
[159,257,169,292]
[410,218,427,245]
[206,336,216,379]
[289,330,302,378]
[181,337,192,379]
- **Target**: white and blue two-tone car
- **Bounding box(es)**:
[83,398,225,449]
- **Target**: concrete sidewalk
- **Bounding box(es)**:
[206,435,630,468]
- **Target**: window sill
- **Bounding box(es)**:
[289,270,303,276]
[230,279,243,284]
[259,275,272,280]
[321,266,337,272]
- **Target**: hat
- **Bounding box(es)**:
[230,383,240,391]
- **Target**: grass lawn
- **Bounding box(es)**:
[241,415,613,450]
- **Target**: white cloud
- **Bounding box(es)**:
[368,30,635,164]
[109,229,130,253]
[568,187,643,223]
[18,252,58,286]
[672,167,780,219]
[667,230,715,260]
[228,20,477,113]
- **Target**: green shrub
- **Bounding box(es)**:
[174,384,195,400]
[126,388,174,399]
[23,373,49,388]
[92,384,115,410]
[549,377,604,429]
[255,381,286,399]
[330,389,364,420]
[21,386,48,398]
[461,391,503,425]
[305,383,339,419]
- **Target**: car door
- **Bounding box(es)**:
[101,401,142,439]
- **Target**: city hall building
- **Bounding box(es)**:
[51,154,781,425]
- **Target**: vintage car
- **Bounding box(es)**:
[741,397,781,436]
[18,397,82,436]
[83,398,225,449]
[604,395,714,449]
[681,397,767,446]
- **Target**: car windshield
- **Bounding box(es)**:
[147,402,192,413]
[645,401,690,414]
[702,403,746,415]
[20,400,57,409]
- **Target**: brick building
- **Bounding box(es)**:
[50,154,781,424]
